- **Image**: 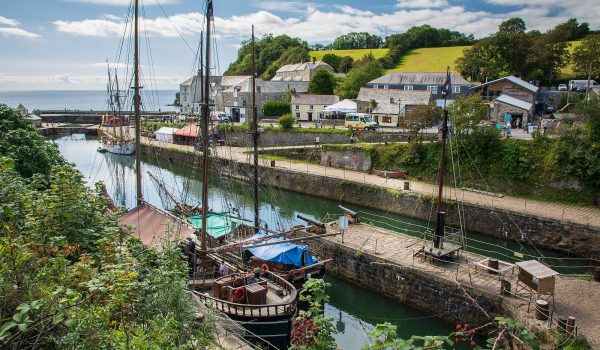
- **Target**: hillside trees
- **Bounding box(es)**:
[332,32,382,49]
[308,68,337,95]
[321,53,342,72]
[572,34,600,83]
[336,60,384,99]
[456,17,579,84]
[225,34,309,78]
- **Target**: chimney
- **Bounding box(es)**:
[312,57,316,64]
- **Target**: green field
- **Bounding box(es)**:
[386,46,469,73]
[309,48,389,61]
[311,40,582,78]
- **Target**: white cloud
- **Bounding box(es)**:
[396,0,449,9]
[0,27,41,39]
[0,16,19,26]
[54,19,124,37]
[254,1,318,14]
[66,0,178,6]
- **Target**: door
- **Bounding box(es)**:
[308,112,313,121]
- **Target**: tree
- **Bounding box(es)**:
[572,34,600,88]
[455,38,503,82]
[262,46,310,80]
[497,17,526,35]
[448,92,488,133]
[308,68,337,95]
[400,104,440,142]
[321,53,342,73]
[338,56,354,73]
[278,113,296,130]
[332,32,382,50]
[263,100,291,117]
[336,60,384,99]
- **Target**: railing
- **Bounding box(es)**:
[193,271,297,318]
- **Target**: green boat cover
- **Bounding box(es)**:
[187,213,246,239]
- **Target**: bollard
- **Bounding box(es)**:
[487,258,499,274]
[534,299,549,321]
[557,317,568,333]
[270,160,275,167]
[403,181,410,190]
[500,279,511,296]
[593,267,600,282]
[566,316,576,336]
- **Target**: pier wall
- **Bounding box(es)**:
[304,237,504,325]
[223,130,434,147]
[140,143,600,258]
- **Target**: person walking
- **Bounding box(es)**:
[315,136,320,148]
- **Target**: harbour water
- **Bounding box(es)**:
[53,134,458,348]
[0,90,178,112]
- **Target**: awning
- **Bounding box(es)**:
[174,124,216,137]
[323,99,357,113]
[188,213,246,239]
[247,232,317,268]
[119,203,195,251]
[156,127,179,135]
[495,94,533,111]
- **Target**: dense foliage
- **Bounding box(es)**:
[0,105,213,349]
[385,25,475,49]
[456,18,588,84]
[278,113,296,130]
[331,32,383,50]
[262,100,291,117]
[572,34,600,81]
[224,34,309,79]
[336,60,384,99]
[141,121,187,132]
[308,68,337,95]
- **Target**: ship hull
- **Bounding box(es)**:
[104,142,135,155]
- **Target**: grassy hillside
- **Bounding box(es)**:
[309,48,389,61]
[386,46,469,73]
[311,40,582,78]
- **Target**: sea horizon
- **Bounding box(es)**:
[0,89,179,112]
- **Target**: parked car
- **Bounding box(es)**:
[569,79,599,91]
[557,84,568,91]
[344,113,378,131]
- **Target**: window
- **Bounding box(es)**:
[404,85,413,91]
[373,85,379,89]
[453,86,460,93]
[296,112,300,118]
[382,116,392,123]
[427,86,438,94]
[295,105,299,110]
[384,85,389,89]
[309,105,314,110]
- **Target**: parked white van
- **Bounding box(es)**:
[344,113,378,131]
[569,80,599,92]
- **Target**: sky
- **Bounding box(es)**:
[0,0,599,91]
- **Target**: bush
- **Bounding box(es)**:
[278,114,296,130]
[263,100,291,117]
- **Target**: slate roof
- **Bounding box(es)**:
[276,61,332,73]
[471,75,539,93]
[291,94,339,105]
[223,78,308,94]
[495,93,533,110]
[368,72,472,86]
[357,88,432,114]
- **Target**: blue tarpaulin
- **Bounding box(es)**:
[247,233,317,268]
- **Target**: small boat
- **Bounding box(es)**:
[97,144,107,153]
[102,141,135,155]
[191,270,297,349]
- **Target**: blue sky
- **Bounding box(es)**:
[0,0,598,90]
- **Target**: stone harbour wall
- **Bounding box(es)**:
[306,237,503,325]
[141,143,600,258]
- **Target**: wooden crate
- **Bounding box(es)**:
[246,284,267,305]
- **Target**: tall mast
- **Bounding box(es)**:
[133,0,142,206]
[433,67,450,249]
[200,0,213,251]
[251,25,260,233]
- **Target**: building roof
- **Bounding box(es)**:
[324,99,357,113]
[155,127,179,135]
[291,93,339,106]
[276,61,332,74]
[119,203,195,252]
[180,75,250,87]
[174,124,216,137]
[516,260,559,279]
[357,88,432,114]
[24,113,41,121]
[495,93,533,111]
[223,78,308,94]
[219,75,252,88]
[471,75,539,93]
[368,71,472,86]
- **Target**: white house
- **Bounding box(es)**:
[290,94,339,121]
[357,88,433,127]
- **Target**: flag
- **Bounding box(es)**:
[440,71,452,97]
